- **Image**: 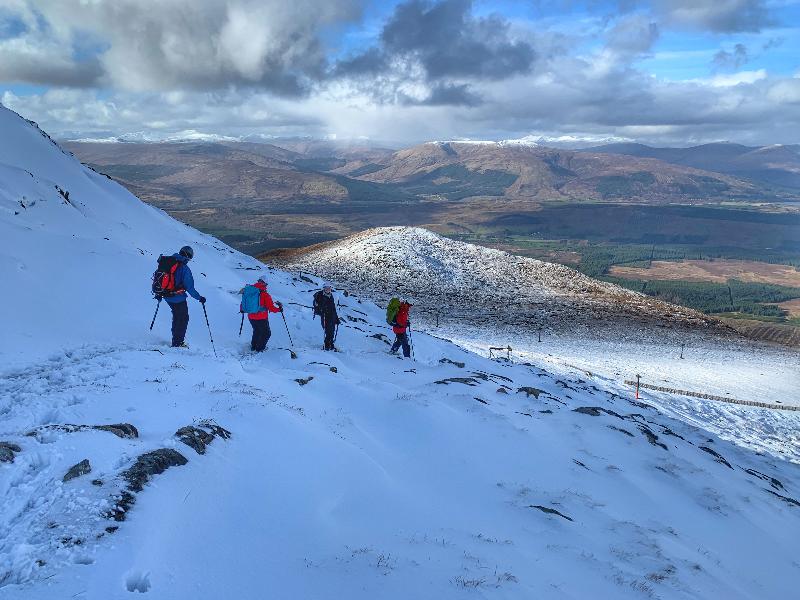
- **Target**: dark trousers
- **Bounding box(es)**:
[391,332,411,357]
[250,319,271,352]
[322,318,337,351]
[169,300,189,347]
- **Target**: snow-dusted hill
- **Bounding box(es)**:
[1,105,799,599]
[264,226,728,340]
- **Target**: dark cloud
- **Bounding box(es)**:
[336,0,535,82]
[712,44,749,71]
[657,0,774,33]
[605,15,659,58]
[402,83,482,106]
[1,0,362,95]
[0,51,102,88]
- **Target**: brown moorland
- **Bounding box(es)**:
[610,259,800,287]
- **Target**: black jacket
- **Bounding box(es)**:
[313,291,339,324]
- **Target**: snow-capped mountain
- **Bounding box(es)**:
[263,226,727,340]
[1,104,799,599]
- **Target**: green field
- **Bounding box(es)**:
[448,213,800,325]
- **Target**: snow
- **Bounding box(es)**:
[1,104,800,599]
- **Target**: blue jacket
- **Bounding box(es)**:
[165,253,202,304]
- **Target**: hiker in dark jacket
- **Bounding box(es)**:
[390,300,413,358]
[313,283,340,351]
[245,277,282,352]
[164,246,205,348]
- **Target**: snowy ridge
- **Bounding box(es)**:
[1,105,799,599]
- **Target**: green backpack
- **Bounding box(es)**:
[386,297,401,325]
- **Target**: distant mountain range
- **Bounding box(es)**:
[331,141,767,202]
[579,142,800,191]
[63,137,798,254]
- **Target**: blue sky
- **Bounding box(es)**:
[1,0,798,145]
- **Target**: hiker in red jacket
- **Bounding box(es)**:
[390,301,412,358]
[248,277,282,352]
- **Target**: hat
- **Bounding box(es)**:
[322,282,333,290]
[179,245,194,259]
[257,274,267,283]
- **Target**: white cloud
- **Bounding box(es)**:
[708,69,768,87]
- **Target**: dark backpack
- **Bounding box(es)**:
[312,290,324,318]
[151,255,184,299]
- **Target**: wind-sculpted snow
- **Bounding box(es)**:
[1,105,799,599]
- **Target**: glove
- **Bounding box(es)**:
[277,302,284,312]
[199,296,206,304]
[335,317,341,325]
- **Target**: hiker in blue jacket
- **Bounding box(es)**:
[164,246,206,347]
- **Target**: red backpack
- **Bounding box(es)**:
[151,255,185,299]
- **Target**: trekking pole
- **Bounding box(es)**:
[239,313,244,337]
[408,327,415,360]
[202,303,218,358]
[149,298,161,331]
[280,310,294,347]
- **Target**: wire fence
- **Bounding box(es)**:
[624,380,799,412]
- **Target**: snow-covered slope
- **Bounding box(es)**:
[1,105,799,599]
[264,227,728,340]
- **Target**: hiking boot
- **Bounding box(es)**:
[172,342,189,349]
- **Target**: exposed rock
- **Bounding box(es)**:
[496,387,509,394]
[517,387,544,399]
[175,421,231,455]
[435,377,480,386]
[63,459,91,482]
[608,425,634,437]
[767,490,800,507]
[27,423,138,439]
[198,420,232,441]
[745,468,784,491]
[122,449,188,493]
[0,441,21,463]
[295,376,314,386]
[93,423,139,439]
[91,479,103,486]
[638,425,668,451]
[106,491,136,522]
[439,358,465,368]
[699,446,732,469]
[529,505,573,521]
[573,406,624,419]
[175,426,215,455]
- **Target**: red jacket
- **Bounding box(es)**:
[393,302,412,334]
[249,281,281,321]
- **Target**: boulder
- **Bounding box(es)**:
[63,459,91,482]
[122,449,188,493]
[0,441,21,463]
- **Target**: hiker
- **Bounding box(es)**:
[240,276,282,352]
[157,246,206,348]
[388,299,413,358]
[313,283,340,351]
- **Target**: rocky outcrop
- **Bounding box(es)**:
[27,423,139,440]
[122,449,188,493]
[175,421,231,455]
[0,441,21,463]
[63,459,91,482]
